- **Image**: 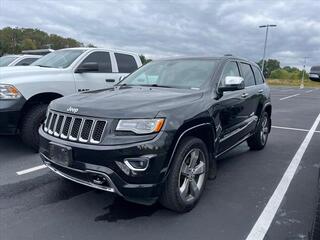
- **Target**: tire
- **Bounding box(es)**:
[159,137,209,213]
[247,111,270,151]
[20,104,48,152]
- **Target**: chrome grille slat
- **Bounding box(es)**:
[44,110,107,144]
[79,119,94,142]
[48,113,57,134]
[54,115,65,137]
[44,112,52,132]
[68,118,76,140]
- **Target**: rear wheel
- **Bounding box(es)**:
[20,104,48,152]
[247,112,270,150]
[159,137,209,213]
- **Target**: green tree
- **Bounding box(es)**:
[21,38,36,50]
[86,43,97,48]
[0,27,91,55]
[139,54,152,65]
[257,59,281,78]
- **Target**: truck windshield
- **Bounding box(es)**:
[0,56,18,67]
[31,49,85,68]
[119,59,217,89]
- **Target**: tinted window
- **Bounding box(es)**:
[220,61,240,86]
[115,53,138,73]
[81,51,112,73]
[0,56,18,66]
[240,63,256,87]
[119,60,217,89]
[15,57,39,66]
[252,66,264,85]
[311,66,320,72]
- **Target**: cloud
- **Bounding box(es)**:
[1,0,320,68]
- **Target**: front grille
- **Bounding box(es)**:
[43,110,107,144]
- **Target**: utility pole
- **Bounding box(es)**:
[300,57,310,89]
[259,24,277,76]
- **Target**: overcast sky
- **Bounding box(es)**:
[1,0,319,69]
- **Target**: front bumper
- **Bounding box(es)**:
[0,98,25,135]
[39,127,174,205]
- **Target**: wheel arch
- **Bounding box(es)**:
[165,121,217,178]
[19,92,63,127]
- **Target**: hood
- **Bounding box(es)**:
[0,66,65,84]
[50,86,204,118]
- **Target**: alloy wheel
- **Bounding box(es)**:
[178,148,206,203]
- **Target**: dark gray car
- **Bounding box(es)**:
[309,65,320,82]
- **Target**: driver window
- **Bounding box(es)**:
[220,62,240,86]
[80,51,112,73]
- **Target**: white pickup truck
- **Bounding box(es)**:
[0,47,142,150]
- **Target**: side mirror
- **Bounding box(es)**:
[219,76,245,92]
[75,62,99,73]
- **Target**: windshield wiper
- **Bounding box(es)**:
[141,84,175,88]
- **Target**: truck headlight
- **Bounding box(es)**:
[116,119,165,134]
[0,84,22,99]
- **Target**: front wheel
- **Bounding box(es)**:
[20,104,48,152]
[159,137,209,213]
[247,112,270,150]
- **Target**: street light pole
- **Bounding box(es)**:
[259,24,277,76]
[300,57,310,89]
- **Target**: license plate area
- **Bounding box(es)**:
[49,142,73,166]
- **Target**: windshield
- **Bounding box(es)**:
[119,59,217,89]
[0,56,18,67]
[31,49,85,68]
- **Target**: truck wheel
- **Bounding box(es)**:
[160,137,209,213]
[20,104,48,152]
[247,112,270,151]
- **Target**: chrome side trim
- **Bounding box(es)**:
[220,116,257,142]
[217,133,252,158]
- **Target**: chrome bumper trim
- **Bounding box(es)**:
[41,153,122,196]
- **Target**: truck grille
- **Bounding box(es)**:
[43,110,107,144]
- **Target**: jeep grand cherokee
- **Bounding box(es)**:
[39,56,272,212]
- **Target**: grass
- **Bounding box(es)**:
[267,78,320,88]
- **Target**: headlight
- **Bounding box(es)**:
[116,119,165,134]
[0,84,22,99]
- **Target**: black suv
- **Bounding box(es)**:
[39,56,271,212]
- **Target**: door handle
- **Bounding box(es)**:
[258,89,264,93]
[241,93,249,98]
[105,79,115,83]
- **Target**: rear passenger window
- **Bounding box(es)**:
[240,63,255,87]
[252,66,264,85]
[115,53,138,73]
[220,61,240,86]
[81,52,112,73]
[15,57,38,66]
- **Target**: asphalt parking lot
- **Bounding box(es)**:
[1,87,320,240]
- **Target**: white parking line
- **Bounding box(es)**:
[272,125,320,133]
[16,164,47,175]
[279,93,300,101]
[306,90,313,93]
[246,113,320,240]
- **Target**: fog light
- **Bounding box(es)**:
[124,155,155,172]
